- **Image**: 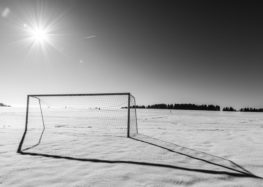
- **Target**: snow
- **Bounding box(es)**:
[0,107,263,186]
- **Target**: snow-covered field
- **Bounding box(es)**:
[1,107,263,186]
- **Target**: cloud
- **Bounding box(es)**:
[1,7,10,18]
[84,35,96,40]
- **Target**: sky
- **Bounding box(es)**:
[0,0,263,108]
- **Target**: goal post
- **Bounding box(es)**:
[17,92,138,153]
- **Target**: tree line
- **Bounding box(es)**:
[240,108,263,112]
[127,104,263,112]
[129,103,220,111]
[0,103,10,107]
[223,106,263,112]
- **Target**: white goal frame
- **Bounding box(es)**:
[17,92,138,153]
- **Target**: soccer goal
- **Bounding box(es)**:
[17,93,138,153]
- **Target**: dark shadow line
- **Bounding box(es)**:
[130,134,258,177]
[143,133,253,175]
[18,151,262,179]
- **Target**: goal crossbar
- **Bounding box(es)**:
[28,92,131,97]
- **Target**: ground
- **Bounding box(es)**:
[0,107,263,186]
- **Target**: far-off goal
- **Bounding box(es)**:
[17,93,138,153]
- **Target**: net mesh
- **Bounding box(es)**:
[21,94,138,151]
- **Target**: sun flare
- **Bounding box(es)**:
[7,1,66,58]
[24,23,50,46]
[31,27,48,43]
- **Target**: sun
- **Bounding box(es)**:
[9,1,65,57]
[31,27,48,44]
[24,23,50,46]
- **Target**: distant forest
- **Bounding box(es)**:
[240,108,263,112]
[129,104,220,111]
[0,103,10,107]
[223,106,263,112]
[127,104,263,112]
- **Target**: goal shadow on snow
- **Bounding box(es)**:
[17,134,261,179]
[131,134,261,178]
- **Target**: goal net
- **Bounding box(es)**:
[17,93,138,153]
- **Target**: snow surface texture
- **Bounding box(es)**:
[1,107,263,186]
